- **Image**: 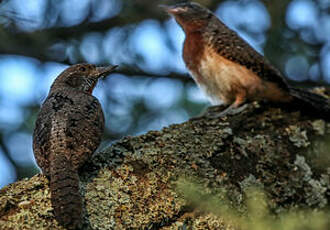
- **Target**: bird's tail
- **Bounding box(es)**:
[289,87,330,119]
[49,154,83,229]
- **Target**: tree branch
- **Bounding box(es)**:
[115,66,193,83]
[1,100,330,229]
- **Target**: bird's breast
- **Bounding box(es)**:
[187,46,264,105]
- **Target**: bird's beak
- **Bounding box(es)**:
[96,65,118,78]
[159,4,187,15]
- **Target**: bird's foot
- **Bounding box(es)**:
[190,105,225,120]
[191,104,248,120]
[206,104,249,118]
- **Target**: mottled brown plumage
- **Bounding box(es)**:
[164,2,330,118]
[33,63,117,229]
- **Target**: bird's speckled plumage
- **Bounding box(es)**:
[164,2,330,117]
[33,63,116,229]
[33,88,105,176]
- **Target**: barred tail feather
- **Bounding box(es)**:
[50,154,83,229]
[289,87,330,119]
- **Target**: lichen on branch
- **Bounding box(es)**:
[1,98,330,229]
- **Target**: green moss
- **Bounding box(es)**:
[1,102,329,229]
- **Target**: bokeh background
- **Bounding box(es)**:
[0,0,329,189]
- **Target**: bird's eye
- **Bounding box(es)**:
[79,66,86,72]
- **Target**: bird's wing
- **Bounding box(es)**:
[208,22,289,91]
[60,91,105,168]
[33,90,104,174]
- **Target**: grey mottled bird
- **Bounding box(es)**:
[33,63,117,229]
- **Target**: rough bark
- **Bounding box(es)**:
[1,88,330,229]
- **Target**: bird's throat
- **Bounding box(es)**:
[88,82,96,94]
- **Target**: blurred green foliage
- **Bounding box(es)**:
[176,178,330,230]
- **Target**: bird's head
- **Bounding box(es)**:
[51,63,118,94]
[161,2,213,32]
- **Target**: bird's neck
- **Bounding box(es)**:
[180,19,207,34]
[50,83,94,96]
[183,30,205,71]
